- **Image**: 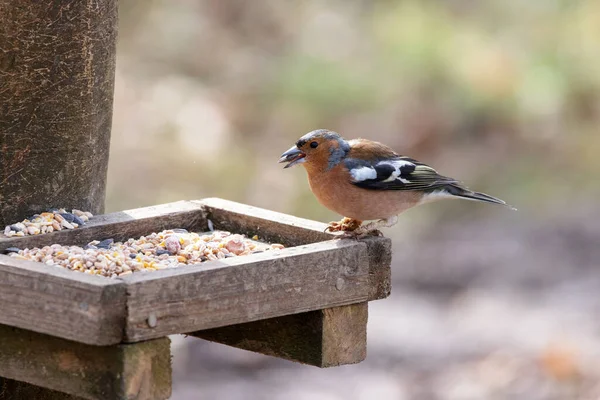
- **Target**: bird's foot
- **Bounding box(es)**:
[324,217,363,233]
[349,216,399,237]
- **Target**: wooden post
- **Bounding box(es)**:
[0,325,172,400]
[193,302,369,368]
[0,0,118,226]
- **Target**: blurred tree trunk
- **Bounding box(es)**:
[0,0,118,227]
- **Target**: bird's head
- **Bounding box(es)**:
[278,129,350,172]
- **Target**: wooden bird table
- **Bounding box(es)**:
[0,198,392,400]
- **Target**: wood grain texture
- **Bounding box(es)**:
[122,240,371,342]
[362,236,393,300]
[194,302,368,367]
[0,255,125,346]
[0,325,171,400]
[0,198,391,346]
[0,378,83,400]
[197,197,392,299]
[0,0,118,226]
[0,201,206,345]
[321,302,368,366]
[0,201,206,252]
[195,198,335,246]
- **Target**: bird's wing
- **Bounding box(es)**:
[346,138,399,159]
[345,156,458,191]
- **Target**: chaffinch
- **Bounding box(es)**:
[279,129,515,235]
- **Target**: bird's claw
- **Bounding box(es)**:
[324,218,386,239]
[324,217,362,233]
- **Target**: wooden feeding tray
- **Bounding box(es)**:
[0,198,391,398]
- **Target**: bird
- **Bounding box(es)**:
[278,129,516,236]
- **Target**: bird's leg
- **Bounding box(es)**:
[334,216,398,239]
[325,217,363,233]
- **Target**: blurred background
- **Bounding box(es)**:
[108,1,600,399]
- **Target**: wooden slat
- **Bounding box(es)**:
[363,236,392,300]
[193,302,368,367]
[0,201,206,252]
[197,198,392,299]
[195,198,335,246]
[0,324,171,400]
[122,240,371,342]
[0,200,205,346]
[0,256,125,346]
[0,198,391,346]
[0,378,83,400]
[188,199,389,366]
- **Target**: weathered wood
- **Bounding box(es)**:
[122,240,371,342]
[193,302,368,367]
[363,236,392,300]
[0,0,118,226]
[0,199,391,346]
[190,199,388,366]
[0,201,205,346]
[197,198,392,299]
[0,378,83,400]
[0,324,171,400]
[196,198,335,246]
[0,256,125,346]
[0,201,206,253]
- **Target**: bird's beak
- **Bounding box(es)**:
[278,146,306,169]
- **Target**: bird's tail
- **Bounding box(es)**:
[444,184,517,211]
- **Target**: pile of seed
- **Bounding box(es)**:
[6,229,284,278]
[3,209,94,237]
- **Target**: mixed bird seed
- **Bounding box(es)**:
[6,229,285,278]
[3,209,94,237]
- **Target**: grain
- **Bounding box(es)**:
[7,229,284,278]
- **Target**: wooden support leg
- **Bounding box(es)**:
[0,325,172,400]
[192,302,368,368]
[0,378,83,400]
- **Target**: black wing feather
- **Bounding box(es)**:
[346,156,458,192]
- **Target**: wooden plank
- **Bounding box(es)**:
[0,198,391,346]
[122,240,371,342]
[193,302,368,367]
[0,200,205,345]
[0,378,83,400]
[0,256,125,346]
[362,236,392,300]
[0,201,206,252]
[190,199,389,366]
[197,197,392,299]
[0,324,171,400]
[195,198,335,246]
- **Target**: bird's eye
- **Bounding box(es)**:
[310,141,318,148]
